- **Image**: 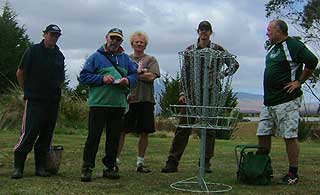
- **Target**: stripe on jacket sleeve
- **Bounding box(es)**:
[282,41,299,81]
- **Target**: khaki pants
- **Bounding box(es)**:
[167,112,215,165]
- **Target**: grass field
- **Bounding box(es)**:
[0,122,319,195]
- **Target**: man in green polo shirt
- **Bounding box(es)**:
[257,19,318,185]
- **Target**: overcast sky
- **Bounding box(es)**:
[1,0,318,99]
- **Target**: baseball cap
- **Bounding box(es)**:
[43,24,62,35]
[108,28,123,40]
[198,21,212,31]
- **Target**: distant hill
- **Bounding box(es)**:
[153,81,319,115]
[236,92,263,113]
[235,92,319,114]
[236,92,263,101]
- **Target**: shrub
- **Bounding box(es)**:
[0,85,24,130]
[298,118,320,141]
[56,91,88,133]
[0,86,89,133]
[155,116,177,132]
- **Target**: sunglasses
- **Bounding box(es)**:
[110,36,122,42]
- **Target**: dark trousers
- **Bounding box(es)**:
[167,110,215,165]
[14,99,59,164]
[82,107,125,169]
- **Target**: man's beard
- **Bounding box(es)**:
[109,44,119,52]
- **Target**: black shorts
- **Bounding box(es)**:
[123,102,155,134]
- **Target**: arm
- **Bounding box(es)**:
[215,44,240,75]
[16,47,32,90]
[137,56,160,82]
[125,58,138,88]
[224,51,239,75]
[60,54,66,88]
[79,55,104,86]
[284,68,315,93]
[138,71,158,82]
[179,56,189,104]
[298,68,315,84]
[16,68,24,90]
[284,43,318,93]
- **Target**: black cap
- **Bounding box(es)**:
[108,28,123,40]
[43,24,62,35]
[198,21,212,31]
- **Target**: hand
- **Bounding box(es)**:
[212,72,225,79]
[119,77,129,86]
[179,95,186,104]
[127,94,132,102]
[138,68,148,74]
[284,80,301,93]
[103,75,115,84]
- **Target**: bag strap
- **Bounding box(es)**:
[97,50,126,78]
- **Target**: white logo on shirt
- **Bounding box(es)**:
[269,48,280,58]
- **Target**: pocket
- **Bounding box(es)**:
[283,99,301,112]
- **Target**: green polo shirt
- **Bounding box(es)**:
[264,37,318,106]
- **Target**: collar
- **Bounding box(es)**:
[40,39,59,50]
[196,39,211,49]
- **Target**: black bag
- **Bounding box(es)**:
[235,144,273,185]
[46,145,63,175]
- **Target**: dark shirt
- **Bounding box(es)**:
[19,40,65,101]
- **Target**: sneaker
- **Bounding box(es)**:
[136,163,151,173]
[81,168,93,182]
[103,166,120,180]
[278,173,299,185]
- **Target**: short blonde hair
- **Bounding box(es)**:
[130,31,149,47]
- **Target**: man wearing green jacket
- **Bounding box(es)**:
[79,28,138,182]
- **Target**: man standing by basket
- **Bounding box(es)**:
[161,20,239,173]
[257,19,318,185]
[12,24,65,179]
[79,28,138,182]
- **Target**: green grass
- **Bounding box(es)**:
[0,123,320,195]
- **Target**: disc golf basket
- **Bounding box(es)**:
[169,48,240,193]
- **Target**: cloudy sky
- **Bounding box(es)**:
[1,0,318,99]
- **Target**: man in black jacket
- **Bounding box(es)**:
[12,24,65,179]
